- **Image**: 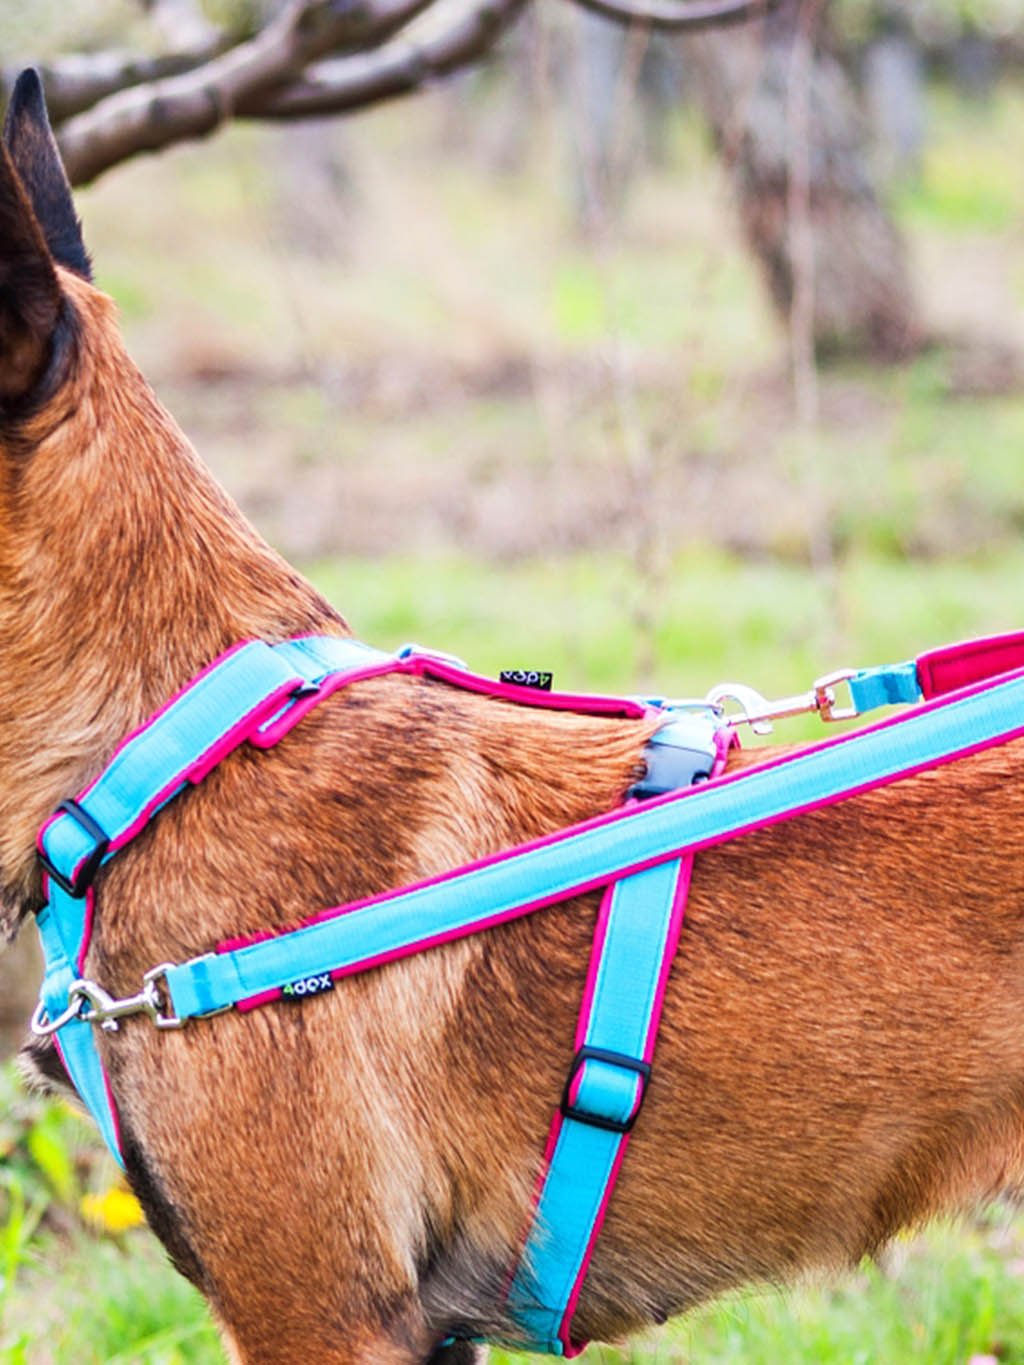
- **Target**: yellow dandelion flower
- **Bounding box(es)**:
[80,1185,145,1233]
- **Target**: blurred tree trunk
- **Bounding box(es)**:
[684,0,919,361]
[569,7,633,232]
[863,17,925,182]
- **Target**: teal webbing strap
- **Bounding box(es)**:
[39,638,388,892]
[36,887,125,1166]
[164,661,1024,1024]
[848,661,920,713]
[505,859,689,1355]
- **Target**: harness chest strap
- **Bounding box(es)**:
[503,857,693,1356]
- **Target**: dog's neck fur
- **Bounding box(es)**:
[0,269,342,925]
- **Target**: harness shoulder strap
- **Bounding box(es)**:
[37,638,387,897]
[34,636,390,1163]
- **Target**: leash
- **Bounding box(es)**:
[30,629,1024,1354]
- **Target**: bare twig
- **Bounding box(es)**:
[786,0,838,632]
[786,0,822,430]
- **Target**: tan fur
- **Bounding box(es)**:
[4,98,1024,1364]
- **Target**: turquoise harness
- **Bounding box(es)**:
[31,630,1024,1355]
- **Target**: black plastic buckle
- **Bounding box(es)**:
[559,1045,652,1135]
[37,800,110,899]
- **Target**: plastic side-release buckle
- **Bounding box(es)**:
[629,712,720,800]
[560,1045,651,1134]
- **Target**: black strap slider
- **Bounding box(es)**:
[37,800,110,899]
[559,1045,652,1135]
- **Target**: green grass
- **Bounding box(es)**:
[17,1208,1024,1363]
[896,86,1024,233]
[307,545,1024,709]
[10,1234,219,1364]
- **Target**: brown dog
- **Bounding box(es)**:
[5,70,1024,1364]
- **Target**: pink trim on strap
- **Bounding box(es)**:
[408,657,651,720]
[251,653,653,750]
[249,661,397,748]
[918,630,1024,700]
[249,649,654,749]
[76,886,97,976]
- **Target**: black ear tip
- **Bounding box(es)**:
[12,67,45,102]
[5,69,47,133]
[3,67,91,283]
[4,69,49,150]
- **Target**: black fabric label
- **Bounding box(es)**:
[500,669,553,691]
[282,972,335,1000]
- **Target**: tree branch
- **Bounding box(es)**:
[57,0,441,185]
[37,0,775,186]
[1,40,234,126]
[242,0,528,120]
[564,0,775,31]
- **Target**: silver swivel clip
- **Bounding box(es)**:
[706,669,859,735]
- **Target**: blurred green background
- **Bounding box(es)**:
[3,0,1024,1359]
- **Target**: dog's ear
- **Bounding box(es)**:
[3,69,91,281]
[0,137,63,405]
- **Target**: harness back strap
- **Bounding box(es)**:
[163,653,1024,1025]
